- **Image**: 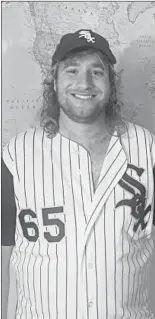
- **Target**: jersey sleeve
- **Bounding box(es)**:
[2,139,17,246]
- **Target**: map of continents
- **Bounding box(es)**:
[2,1,155,147]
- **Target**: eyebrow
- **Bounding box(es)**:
[62,59,79,68]
[62,60,105,70]
[91,63,105,69]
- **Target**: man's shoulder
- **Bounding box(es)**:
[15,126,44,141]
[2,126,45,170]
[3,126,44,149]
[124,121,155,144]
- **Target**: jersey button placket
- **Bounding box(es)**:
[88,301,93,308]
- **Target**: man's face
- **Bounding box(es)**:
[54,52,111,123]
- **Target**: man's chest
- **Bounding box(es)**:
[90,153,107,190]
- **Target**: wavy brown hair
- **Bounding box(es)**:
[40,48,125,138]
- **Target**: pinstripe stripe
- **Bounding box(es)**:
[23,131,33,319]
[69,140,78,319]
[87,150,99,318]
[127,126,137,319]
[26,249,33,319]
[114,189,117,319]
[139,251,148,317]
[51,138,55,206]
[87,152,94,198]
[32,134,44,318]
[130,126,142,319]
[84,247,89,319]
[125,126,132,318]
[141,128,153,314]
[141,242,152,317]
[11,197,20,267]
[52,137,59,319]
[23,132,28,208]
[104,203,108,318]
[125,218,133,319]
[120,190,125,319]
[37,130,44,318]
[134,242,143,318]
[78,146,87,223]
[16,239,25,318]
[87,152,93,319]
[11,206,20,314]
[134,124,140,167]
[38,240,44,318]
[64,212,68,319]
[60,135,68,319]
[93,227,99,319]
[31,128,38,318]
[22,241,29,319]
[37,132,44,318]
[7,142,13,161]
[150,133,153,152]
[42,130,47,317]
[56,245,58,319]
[107,137,119,155]
[42,129,50,318]
[15,135,20,181]
[42,129,46,208]
[32,129,37,210]
[47,244,50,319]
[129,238,137,319]
[133,124,143,319]
[60,135,65,205]
[143,128,152,230]
[78,146,89,318]
[15,133,26,318]
[48,137,56,319]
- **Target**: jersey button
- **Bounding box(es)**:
[88,301,93,307]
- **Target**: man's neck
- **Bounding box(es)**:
[59,110,111,150]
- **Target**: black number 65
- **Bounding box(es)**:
[19,207,65,243]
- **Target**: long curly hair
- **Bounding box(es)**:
[40,48,125,138]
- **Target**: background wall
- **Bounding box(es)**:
[2,1,155,318]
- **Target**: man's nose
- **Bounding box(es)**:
[77,71,93,89]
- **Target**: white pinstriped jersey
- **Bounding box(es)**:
[3,122,155,319]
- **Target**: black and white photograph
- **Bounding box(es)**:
[1,2,155,319]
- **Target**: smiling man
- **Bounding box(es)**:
[2,29,155,319]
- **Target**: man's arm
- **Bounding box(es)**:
[153,166,155,229]
[1,159,16,319]
[2,246,14,319]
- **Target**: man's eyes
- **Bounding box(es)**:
[92,69,104,76]
[66,68,78,74]
[65,68,104,76]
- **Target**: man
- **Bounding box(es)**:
[2,29,155,319]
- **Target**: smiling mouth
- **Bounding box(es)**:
[71,93,96,100]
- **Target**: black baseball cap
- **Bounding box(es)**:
[52,29,116,65]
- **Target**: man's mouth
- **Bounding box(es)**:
[71,93,96,100]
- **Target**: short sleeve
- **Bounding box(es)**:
[1,158,16,246]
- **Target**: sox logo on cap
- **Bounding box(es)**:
[79,30,95,43]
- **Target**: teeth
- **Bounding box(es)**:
[74,94,93,99]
